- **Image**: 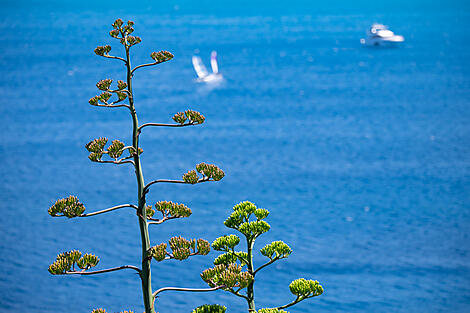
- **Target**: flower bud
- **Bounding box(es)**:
[94,45,111,56]
[148,243,167,262]
[172,112,187,124]
[154,201,192,218]
[109,29,120,38]
[107,140,125,159]
[85,137,108,153]
[112,18,124,29]
[117,80,127,90]
[184,110,205,124]
[260,241,292,260]
[197,239,211,255]
[150,50,174,62]
[183,170,198,184]
[77,253,100,269]
[289,278,323,298]
[192,304,226,313]
[96,79,112,91]
[48,195,85,218]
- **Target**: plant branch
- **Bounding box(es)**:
[152,285,225,300]
[148,216,182,225]
[102,54,127,63]
[79,204,138,217]
[96,159,135,166]
[253,257,281,275]
[138,122,197,133]
[276,295,321,310]
[131,60,170,75]
[143,177,210,194]
[65,265,141,276]
[228,288,250,301]
[91,103,131,109]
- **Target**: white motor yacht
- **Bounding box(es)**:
[192,51,223,83]
[360,24,404,46]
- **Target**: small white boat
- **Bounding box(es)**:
[360,24,404,46]
[192,51,223,83]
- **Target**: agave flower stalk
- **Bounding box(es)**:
[201,201,324,312]
[48,18,225,313]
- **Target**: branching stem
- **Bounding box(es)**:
[152,285,225,301]
[102,54,127,63]
[138,122,197,133]
[79,204,138,217]
[143,178,210,195]
[131,59,171,75]
[253,257,281,275]
[65,265,141,275]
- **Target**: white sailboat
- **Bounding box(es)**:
[192,51,223,83]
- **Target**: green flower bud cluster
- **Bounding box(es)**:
[154,200,192,218]
[148,237,210,262]
[77,253,100,269]
[85,138,128,162]
[112,18,124,29]
[172,110,205,125]
[48,195,85,218]
[48,250,99,274]
[91,310,134,313]
[186,109,205,124]
[116,91,127,101]
[212,235,240,251]
[109,29,120,38]
[110,19,137,41]
[48,250,82,274]
[94,45,111,56]
[183,163,225,184]
[107,140,125,159]
[148,243,167,262]
[172,112,186,124]
[201,263,253,289]
[150,51,174,63]
[127,146,143,156]
[213,251,248,267]
[96,79,112,91]
[91,80,128,105]
[169,236,210,260]
[224,201,271,239]
[122,35,141,47]
[192,304,227,313]
[146,205,155,218]
[238,220,270,238]
[257,309,289,313]
[117,80,127,90]
[260,241,292,260]
[89,92,112,106]
[85,137,107,161]
[289,279,323,298]
[196,163,225,181]
[183,170,198,184]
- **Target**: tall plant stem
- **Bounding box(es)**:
[246,238,256,312]
[125,43,155,313]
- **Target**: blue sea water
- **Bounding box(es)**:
[1,1,470,312]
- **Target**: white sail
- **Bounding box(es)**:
[192,56,209,78]
[210,51,219,74]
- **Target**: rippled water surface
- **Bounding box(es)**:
[1,1,470,312]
